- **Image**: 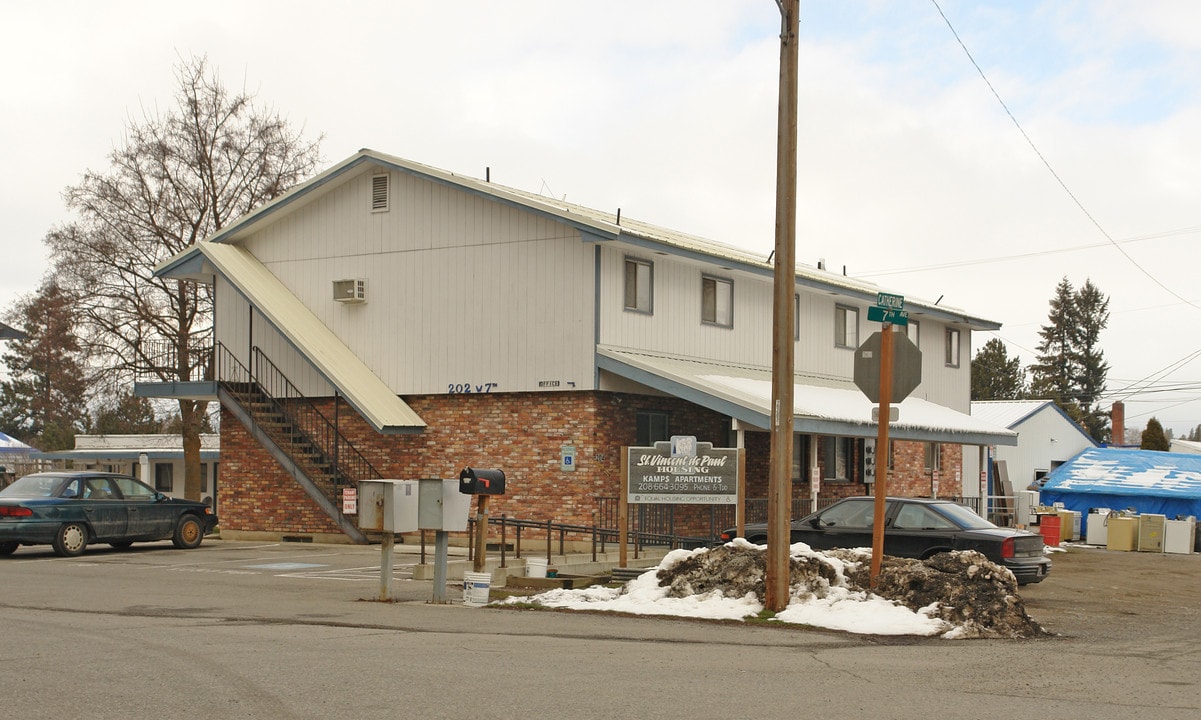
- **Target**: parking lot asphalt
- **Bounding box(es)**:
[3,538,1200,719]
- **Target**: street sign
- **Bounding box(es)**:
[867,306,909,326]
[876,292,904,310]
[854,331,922,403]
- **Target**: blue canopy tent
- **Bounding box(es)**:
[1040,447,1201,519]
[0,431,34,455]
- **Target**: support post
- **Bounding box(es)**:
[472,495,490,573]
[431,529,449,604]
[870,324,895,587]
[379,533,394,601]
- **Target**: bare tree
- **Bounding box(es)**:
[46,56,322,499]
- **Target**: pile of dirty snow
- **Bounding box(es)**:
[500,539,1048,639]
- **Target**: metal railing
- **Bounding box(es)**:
[215,343,383,492]
[134,337,214,383]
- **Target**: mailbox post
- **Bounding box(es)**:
[357,480,418,601]
[459,468,506,573]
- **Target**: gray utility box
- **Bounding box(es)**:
[357,480,419,533]
[418,478,472,531]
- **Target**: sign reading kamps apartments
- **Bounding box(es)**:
[626,437,739,505]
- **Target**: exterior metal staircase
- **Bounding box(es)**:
[215,343,382,542]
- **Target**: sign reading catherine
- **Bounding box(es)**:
[626,436,739,505]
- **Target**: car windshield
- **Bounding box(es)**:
[0,474,71,498]
[933,502,995,530]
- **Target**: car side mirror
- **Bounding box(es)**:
[808,517,822,528]
[154,492,167,502]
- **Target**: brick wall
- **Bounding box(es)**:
[217,392,969,539]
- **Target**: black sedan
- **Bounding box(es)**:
[0,471,217,557]
[721,496,1051,585]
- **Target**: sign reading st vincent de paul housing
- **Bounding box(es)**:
[626,437,739,505]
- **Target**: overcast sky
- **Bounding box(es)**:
[3,1,1199,435]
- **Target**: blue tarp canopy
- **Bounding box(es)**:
[0,431,34,454]
[1041,447,1201,519]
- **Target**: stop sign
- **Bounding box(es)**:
[853,331,922,404]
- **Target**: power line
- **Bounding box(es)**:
[929,0,1201,314]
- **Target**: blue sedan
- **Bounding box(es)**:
[0,471,217,557]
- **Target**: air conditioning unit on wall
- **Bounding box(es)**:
[333,279,366,304]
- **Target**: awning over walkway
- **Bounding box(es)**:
[597,346,1017,447]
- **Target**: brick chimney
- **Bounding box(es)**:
[1111,402,1125,445]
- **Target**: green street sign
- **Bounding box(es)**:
[876,292,904,310]
[867,306,909,326]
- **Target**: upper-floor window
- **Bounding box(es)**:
[701,275,733,327]
[624,257,653,314]
[905,319,920,348]
[794,294,801,341]
[945,328,960,367]
[834,305,858,348]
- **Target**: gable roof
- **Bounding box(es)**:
[971,400,1097,446]
[197,149,1000,330]
[157,241,425,435]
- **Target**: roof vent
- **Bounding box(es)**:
[371,174,390,212]
[333,279,366,304]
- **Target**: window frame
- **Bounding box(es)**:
[834,304,859,349]
[822,436,855,482]
[905,319,920,349]
[623,256,654,315]
[636,411,670,446]
[154,463,174,493]
[945,328,960,367]
[701,274,734,328]
[925,442,942,472]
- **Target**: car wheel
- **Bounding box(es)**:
[0,541,18,556]
[109,541,134,550]
[53,523,89,557]
[172,515,204,549]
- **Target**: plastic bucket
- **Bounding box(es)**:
[526,557,548,578]
[462,571,492,607]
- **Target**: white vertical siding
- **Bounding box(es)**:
[236,169,596,395]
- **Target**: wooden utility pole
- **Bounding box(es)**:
[870,324,895,586]
[766,0,800,613]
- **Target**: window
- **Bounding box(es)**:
[893,504,956,531]
[822,436,854,481]
[794,294,801,341]
[200,463,209,493]
[925,443,941,472]
[115,476,155,501]
[790,435,811,482]
[905,319,920,348]
[154,463,174,493]
[636,411,669,446]
[701,275,733,327]
[624,257,653,314]
[834,305,858,348]
[945,328,960,367]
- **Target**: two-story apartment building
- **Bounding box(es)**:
[144,149,1015,543]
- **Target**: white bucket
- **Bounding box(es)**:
[526,557,548,578]
[462,571,492,607]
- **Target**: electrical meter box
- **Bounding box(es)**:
[418,478,471,531]
[357,480,419,533]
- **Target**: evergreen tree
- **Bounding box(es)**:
[1140,417,1170,451]
[1072,279,1110,441]
[971,338,1026,400]
[1029,278,1080,415]
[89,392,164,435]
[0,282,90,450]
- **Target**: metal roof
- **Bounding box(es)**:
[598,346,1017,446]
[201,149,1001,331]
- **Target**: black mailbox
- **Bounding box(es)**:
[459,467,506,495]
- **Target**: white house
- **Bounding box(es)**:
[141,149,1015,542]
[965,400,1097,500]
[1170,439,1201,454]
[34,434,220,507]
